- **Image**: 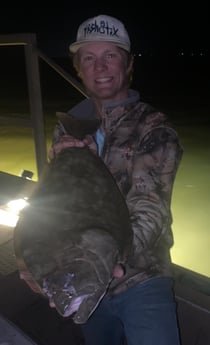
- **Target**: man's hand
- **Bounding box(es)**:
[49,134,97,159]
[113,264,125,278]
[19,270,43,294]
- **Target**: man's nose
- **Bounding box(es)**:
[94,57,107,70]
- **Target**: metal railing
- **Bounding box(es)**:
[0,33,87,178]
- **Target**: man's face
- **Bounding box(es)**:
[77,42,132,102]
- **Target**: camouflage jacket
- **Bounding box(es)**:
[54,89,183,295]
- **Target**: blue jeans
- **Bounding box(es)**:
[80,277,181,345]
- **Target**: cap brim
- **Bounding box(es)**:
[69,39,130,53]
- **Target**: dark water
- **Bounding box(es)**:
[133,55,210,110]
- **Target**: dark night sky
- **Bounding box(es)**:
[0,2,209,112]
[0,2,209,57]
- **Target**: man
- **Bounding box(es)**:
[25,14,183,345]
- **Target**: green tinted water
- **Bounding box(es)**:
[0,118,209,277]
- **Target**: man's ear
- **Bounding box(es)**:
[126,55,134,85]
[127,54,134,74]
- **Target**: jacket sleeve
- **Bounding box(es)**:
[126,118,183,266]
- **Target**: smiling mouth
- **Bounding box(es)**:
[95,77,112,84]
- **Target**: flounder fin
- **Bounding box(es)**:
[56,112,100,140]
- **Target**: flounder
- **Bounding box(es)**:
[14,113,133,324]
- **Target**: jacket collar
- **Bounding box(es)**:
[69,89,140,120]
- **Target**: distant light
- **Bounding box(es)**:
[134,52,143,57]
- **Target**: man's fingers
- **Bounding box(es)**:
[113,264,125,278]
[49,135,86,158]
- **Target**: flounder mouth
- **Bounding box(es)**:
[47,287,106,324]
[41,275,97,320]
[40,257,112,323]
[55,294,89,317]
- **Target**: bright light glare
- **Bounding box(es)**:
[0,198,28,228]
[0,209,19,227]
[7,198,28,213]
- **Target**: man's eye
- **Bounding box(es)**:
[106,53,114,59]
[83,55,94,62]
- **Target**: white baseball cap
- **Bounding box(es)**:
[69,14,131,53]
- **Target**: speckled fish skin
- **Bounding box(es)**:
[14,115,133,324]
